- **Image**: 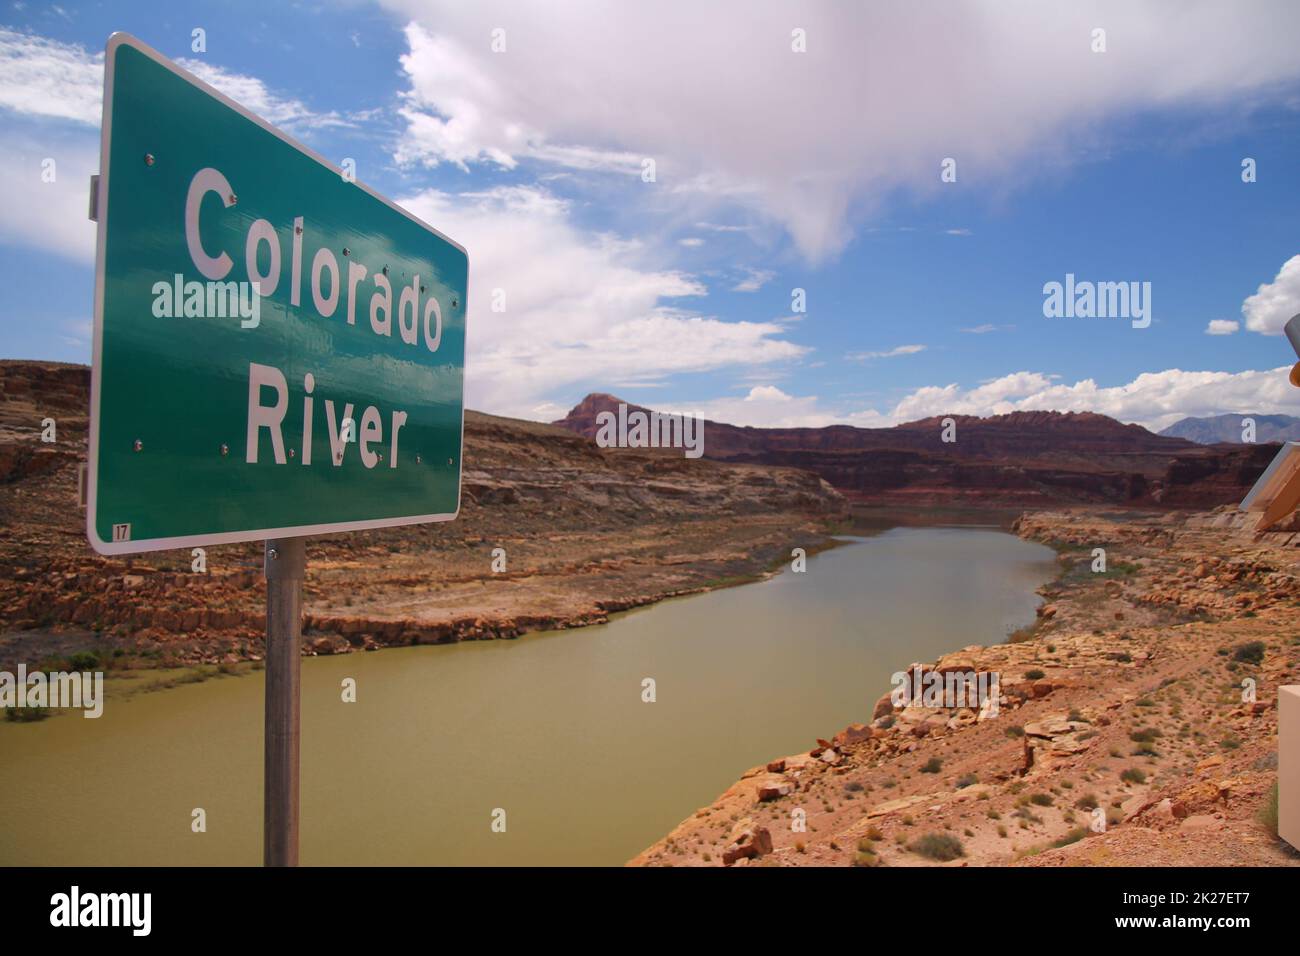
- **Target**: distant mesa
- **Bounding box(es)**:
[554,392,1275,509]
[552,392,1197,465]
[1159,413,1300,445]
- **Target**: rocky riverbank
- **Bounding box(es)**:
[631,505,1300,867]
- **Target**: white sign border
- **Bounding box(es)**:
[87,32,467,556]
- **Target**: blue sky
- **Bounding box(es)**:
[3,0,1300,429]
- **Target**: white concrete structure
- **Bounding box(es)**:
[1282,686,1300,851]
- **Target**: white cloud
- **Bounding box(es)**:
[382,1,1300,262]
[848,344,927,360]
[1242,254,1300,334]
[0,132,97,262]
[669,366,1300,431]
[0,26,102,123]
[0,29,347,135]
[678,237,704,247]
[396,185,808,417]
[1206,319,1239,335]
[0,29,358,265]
[889,367,1300,431]
[732,267,774,293]
[176,59,351,133]
[960,324,1010,334]
[393,24,639,173]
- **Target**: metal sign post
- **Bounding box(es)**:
[87,33,467,867]
[263,536,306,866]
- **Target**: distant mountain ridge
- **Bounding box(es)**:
[553,393,1274,508]
[554,393,1197,467]
[1159,413,1300,445]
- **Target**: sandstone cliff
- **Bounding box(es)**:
[554,393,1274,508]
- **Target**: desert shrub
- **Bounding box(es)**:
[910,832,965,862]
[1259,782,1279,834]
[1232,642,1265,665]
[68,651,101,670]
[1052,827,1088,849]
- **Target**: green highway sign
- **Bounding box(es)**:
[88,34,467,554]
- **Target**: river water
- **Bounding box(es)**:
[0,528,1055,865]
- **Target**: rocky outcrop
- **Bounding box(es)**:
[554,394,1197,466]
[554,393,1269,508]
[1155,444,1283,508]
[0,360,88,483]
[721,819,773,865]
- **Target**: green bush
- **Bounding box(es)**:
[910,833,965,862]
[1259,782,1279,834]
[1052,827,1088,849]
[1232,642,1265,665]
[67,651,101,670]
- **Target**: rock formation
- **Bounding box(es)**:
[554,393,1276,508]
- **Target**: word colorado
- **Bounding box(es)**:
[184,167,446,351]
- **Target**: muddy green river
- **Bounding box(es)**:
[0,528,1055,865]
